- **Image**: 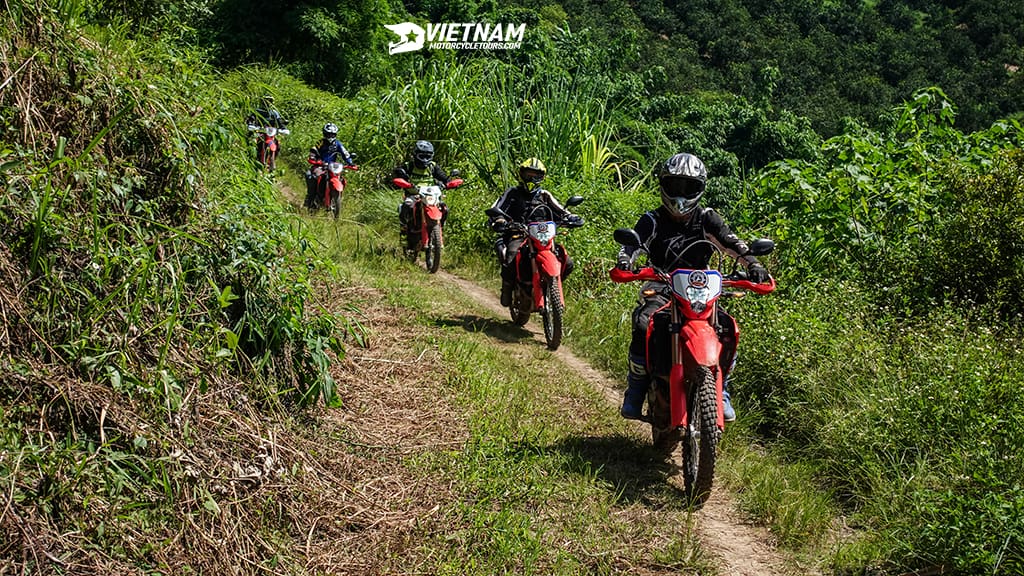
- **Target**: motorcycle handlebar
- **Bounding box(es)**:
[609,267,776,294]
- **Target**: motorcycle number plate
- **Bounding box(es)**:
[528,221,556,243]
[670,269,722,301]
[419,185,442,205]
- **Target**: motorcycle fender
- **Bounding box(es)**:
[534,249,561,279]
[424,205,443,220]
[681,321,721,367]
[330,175,344,192]
[420,216,430,247]
[531,266,544,310]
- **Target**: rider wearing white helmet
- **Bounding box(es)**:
[616,152,769,421]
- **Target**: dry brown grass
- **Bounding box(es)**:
[0,267,472,575]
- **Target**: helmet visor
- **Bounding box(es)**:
[662,177,705,200]
[415,151,433,163]
[521,168,545,183]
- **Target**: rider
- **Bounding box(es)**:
[245,95,288,129]
[305,123,355,208]
[392,140,453,239]
[487,158,583,307]
[615,152,770,422]
[245,95,288,170]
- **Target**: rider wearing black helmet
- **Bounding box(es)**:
[616,152,770,421]
[393,140,454,238]
[487,158,583,307]
[305,123,355,208]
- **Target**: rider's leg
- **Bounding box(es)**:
[399,196,414,235]
[722,353,737,422]
[556,245,574,280]
[304,172,316,209]
[621,346,650,420]
[717,308,739,422]
[621,292,666,419]
[499,236,523,307]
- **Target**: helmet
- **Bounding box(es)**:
[261,94,274,106]
[518,157,546,185]
[658,152,707,218]
[413,140,434,168]
[322,123,338,139]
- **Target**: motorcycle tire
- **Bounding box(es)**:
[509,286,531,326]
[681,365,721,508]
[541,276,564,350]
[256,141,266,168]
[648,383,679,452]
[425,224,442,273]
[330,190,341,220]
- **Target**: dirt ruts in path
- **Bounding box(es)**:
[438,270,799,576]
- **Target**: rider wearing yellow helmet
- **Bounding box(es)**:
[486,158,583,306]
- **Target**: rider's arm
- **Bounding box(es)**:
[617,212,657,265]
[703,209,760,268]
[538,189,570,220]
[488,187,516,227]
[393,162,411,179]
[307,146,323,165]
[431,164,449,184]
[335,140,354,165]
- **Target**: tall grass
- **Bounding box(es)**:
[1,4,354,572]
[330,60,1024,574]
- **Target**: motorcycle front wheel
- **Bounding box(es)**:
[681,365,721,508]
[541,276,564,350]
[425,223,442,273]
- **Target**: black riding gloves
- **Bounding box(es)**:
[747,262,770,283]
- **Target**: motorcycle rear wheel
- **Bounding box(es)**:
[541,277,564,350]
[509,286,531,326]
[330,190,341,220]
[681,365,721,508]
[425,224,442,273]
[648,384,678,452]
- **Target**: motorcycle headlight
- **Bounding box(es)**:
[685,285,712,313]
[266,127,277,137]
[329,162,344,174]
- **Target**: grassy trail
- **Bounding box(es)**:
[437,269,797,576]
[290,178,809,574]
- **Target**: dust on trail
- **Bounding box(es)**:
[438,270,797,576]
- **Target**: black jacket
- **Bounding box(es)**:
[393,160,449,188]
[246,108,287,129]
[621,206,760,271]
[488,184,571,225]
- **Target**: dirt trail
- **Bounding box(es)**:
[276,178,798,574]
[439,270,796,576]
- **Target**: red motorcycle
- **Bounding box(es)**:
[485,195,584,350]
[610,228,775,506]
[247,124,288,171]
[307,158,358,219]
[392,171,463,273]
